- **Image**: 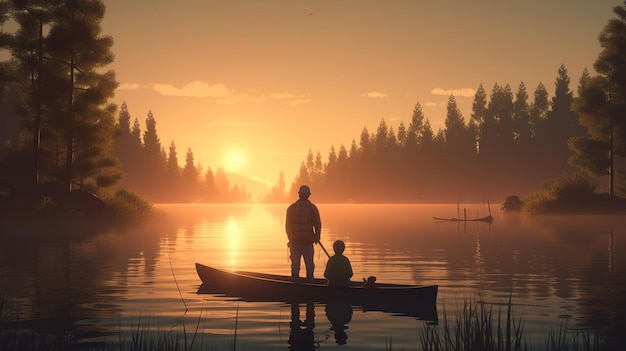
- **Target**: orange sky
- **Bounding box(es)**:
[101,0,620,190]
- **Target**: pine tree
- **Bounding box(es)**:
[570,1,626,196]
[545,65,578,163]
[165,140,180,199]
[488,83,514,147]
[513,82,531,145]
[182,147,199,199]
[10,1,55,188]
[530,82,550,145]
[444,95,467,158]
[140,111,165,198]
[44,0,119,191]
[406,102,425,152]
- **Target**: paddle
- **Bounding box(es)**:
[318,241,331,258]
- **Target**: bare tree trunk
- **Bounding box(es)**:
[64,52,74,192]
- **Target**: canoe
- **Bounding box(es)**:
[195,263,438,322]
[433,215,494,223]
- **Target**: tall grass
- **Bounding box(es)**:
[545,323,605,351]
[420,297,607,351]
[420,297,526,351]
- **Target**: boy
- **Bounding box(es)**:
[324,240,353,287]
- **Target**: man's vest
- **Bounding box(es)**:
[287,200,316,244]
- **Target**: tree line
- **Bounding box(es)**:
[269,2,626,204]
[0,0,248,206]
[3,0,626,206]
[276,36,626,204]
[266,65,584,203]
[113,102,249,203]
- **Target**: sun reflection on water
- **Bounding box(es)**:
[224,216,241,268]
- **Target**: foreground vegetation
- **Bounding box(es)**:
[420,298,609,351]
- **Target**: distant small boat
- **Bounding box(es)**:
[433,215,494,223]
[434,201,493,223]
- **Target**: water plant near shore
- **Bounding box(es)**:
[420,297,608,351]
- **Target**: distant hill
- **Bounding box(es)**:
[226,172,271,201]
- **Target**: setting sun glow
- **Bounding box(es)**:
[223,149,246,173]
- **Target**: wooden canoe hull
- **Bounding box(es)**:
[433,215,493,223]
[195,263,438,322]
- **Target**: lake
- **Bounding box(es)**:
[1,203,625,350]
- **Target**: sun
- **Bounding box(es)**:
[223,149,246,173]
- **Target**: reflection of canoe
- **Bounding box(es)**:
[433,215,494,223]
[195,263,438,322]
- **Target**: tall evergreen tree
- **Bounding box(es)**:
[114,102,137,169]
[513,82,531,145]
[570,1,626,196]
[396,121,407,148]
[165,140,180,194]
[444,95,467,158]
[473,84,496,156]
[10,1,56,188]
[374,118,389,154]
[488,83,515,146]
[544,65,578,161]
[141,110,164,197]
[406,102,425,151]
[181,147,199,200]
[44,0,119,191]
[530,82,550,144]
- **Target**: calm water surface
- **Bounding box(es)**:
[1,203,625,350]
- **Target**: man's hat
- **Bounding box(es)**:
[298,185,311,195]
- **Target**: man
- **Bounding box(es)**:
[285,185,321,282]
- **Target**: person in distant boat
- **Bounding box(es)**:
[286,185,322,282]
[324,240,353,287]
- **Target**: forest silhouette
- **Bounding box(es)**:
[2,1,626,207]
[110,65,583,204]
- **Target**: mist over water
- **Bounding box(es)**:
[1,203,624,349]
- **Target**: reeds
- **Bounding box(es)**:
[420,297,607,351]
[545,323,605,351]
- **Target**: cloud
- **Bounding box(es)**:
[119,80,309,106]
[153,81,233,98]
[118,83,140,90]
[362,91,389,98]
[430,88,476,98]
